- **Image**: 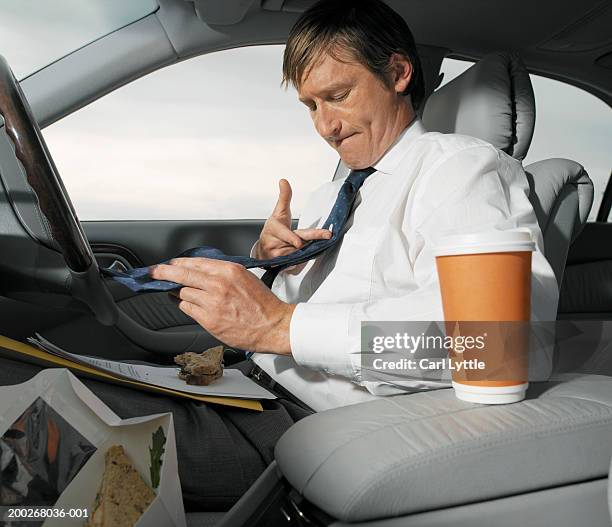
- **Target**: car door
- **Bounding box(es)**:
[559,172,612,319]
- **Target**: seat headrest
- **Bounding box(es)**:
[422,52,535,160]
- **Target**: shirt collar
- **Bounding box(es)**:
[373,118,427,175]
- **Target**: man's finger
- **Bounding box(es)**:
[176,299,207,325]
[150,262,209,289]
[267,219,304,249]
[165,257,246,286]
[176,286,208,307]
[293,228,333,241]
[166,257,234,276]
[271,179,292,217]
[268,247,303,258]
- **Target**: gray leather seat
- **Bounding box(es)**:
[524,159,593,286]
[422,52,594,288]
[422,51,535,161]
[275,376,612,526]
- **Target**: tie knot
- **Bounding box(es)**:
[346,166,375,192]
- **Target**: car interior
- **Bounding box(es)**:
[0,1,611,526]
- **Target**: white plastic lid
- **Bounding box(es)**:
[434,230,536,257]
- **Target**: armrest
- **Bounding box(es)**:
[275,375,612,523]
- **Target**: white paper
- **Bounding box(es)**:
[0,369,187,527]
[29,334,276,400]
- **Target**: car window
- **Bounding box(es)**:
[42,45,338,221]
[439,58,612,221]
[526,76,611,221]
[0,0,157,80]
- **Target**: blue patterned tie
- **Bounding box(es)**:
[103,167,376,292]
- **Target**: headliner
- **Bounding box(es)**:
[189,0,612,105]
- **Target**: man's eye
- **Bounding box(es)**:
[331,91,349,102]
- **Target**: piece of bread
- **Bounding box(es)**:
[88,445,155,527]
[178,367,223,386]
[174,345,224,385]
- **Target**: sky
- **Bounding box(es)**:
[0,1,610,221]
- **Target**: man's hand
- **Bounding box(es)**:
[255,179,331,260]
[150,258,296,354]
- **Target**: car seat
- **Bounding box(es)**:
[421,51,593,288]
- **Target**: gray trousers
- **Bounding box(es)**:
[0,356,312,511]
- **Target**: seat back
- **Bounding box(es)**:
[422,52,593,288]
[524,159,593,286]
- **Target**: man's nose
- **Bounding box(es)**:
[314,105,341,140]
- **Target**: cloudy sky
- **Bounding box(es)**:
[0,0,610,221]
[42,46,340,220]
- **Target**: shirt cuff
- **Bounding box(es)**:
[247,241,266,279]
[250,240,260,258]
[290,302,356,378]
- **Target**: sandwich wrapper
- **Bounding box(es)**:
[0,368,186,527]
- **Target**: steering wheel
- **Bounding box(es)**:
[0,55,117,325]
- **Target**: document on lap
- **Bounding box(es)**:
[27,334,276,400]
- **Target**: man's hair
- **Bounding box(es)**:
[282,0,424,110]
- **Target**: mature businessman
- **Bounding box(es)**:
[0,0,557,510]
[150,0,557,411]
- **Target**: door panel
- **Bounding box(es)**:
[79,219,268,356]
[83,219,264,267]
[84,218,265,321]
[558,222,612,319]
[8,220,268,361]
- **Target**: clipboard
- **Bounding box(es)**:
[0,335,263,411]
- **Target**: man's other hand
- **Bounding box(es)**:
[254,179,331,260]
[150,258,296,355]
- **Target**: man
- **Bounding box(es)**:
[149,0,558,411]
[0,0,557,510]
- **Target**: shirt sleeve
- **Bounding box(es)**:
[289,145,559,391]
[247,241,266,279]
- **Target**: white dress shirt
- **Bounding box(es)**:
[252,119,559,412]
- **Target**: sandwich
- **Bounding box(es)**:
[88,445,155,527]
[174,345,224,386]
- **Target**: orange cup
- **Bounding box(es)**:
[434,231,535,404]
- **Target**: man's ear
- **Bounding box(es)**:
[389,53,413,94]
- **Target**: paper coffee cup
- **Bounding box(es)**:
[434,230,535,404]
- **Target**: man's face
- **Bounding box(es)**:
[297,51,412,169]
